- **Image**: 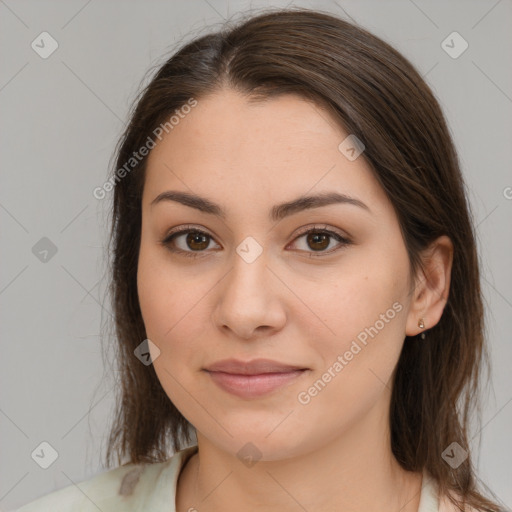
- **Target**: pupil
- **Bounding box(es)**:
[187,232,208,250]
[308,233,328,251]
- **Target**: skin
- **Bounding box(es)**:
[137,89,453,512]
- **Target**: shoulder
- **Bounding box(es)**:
[13,455,178,512]
[438,491,487,512]
[422,470,488,512]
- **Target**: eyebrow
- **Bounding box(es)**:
[150,190,371,222]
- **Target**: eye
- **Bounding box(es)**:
[160,224,352,259]
[288,224,352,257]
[161,225,220,258]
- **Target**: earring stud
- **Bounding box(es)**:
[418,318,426,339]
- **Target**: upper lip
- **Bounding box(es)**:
[204,358,308,375]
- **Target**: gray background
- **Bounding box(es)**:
[1,0,511,509]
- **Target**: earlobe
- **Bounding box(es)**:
[405,235,454,338]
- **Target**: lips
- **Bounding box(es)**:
[204,358,308,375]
[203,358,310,399]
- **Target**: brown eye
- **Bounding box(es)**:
[306,232,330,251]
[162,227,220,258]
[185,232,210,251]
[161,224,351,259]
[290,226,352,257]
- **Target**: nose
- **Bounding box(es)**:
[212,250,287,341]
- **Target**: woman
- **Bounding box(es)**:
[16,7,504,512]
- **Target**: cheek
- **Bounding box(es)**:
[302,264,407,347]
[137,249,208,419]
[136,243,216,369]
[301,287,406,407]
[138,241,191,338]
[298,243,410,387]
[292,275,407,442]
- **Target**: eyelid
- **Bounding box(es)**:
[162,224,216,244]
[292,223,350,240]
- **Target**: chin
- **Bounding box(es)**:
[204,424,316,463]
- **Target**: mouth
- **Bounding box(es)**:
[203,357,309,375]
[203,360,310,399]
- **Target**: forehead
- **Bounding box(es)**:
[155,89,343,149]
[143,89,387,218]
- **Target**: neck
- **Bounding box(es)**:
[176,395,423,512]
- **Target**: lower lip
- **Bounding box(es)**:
[205,370,307,399]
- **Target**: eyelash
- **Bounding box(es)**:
[160,224,352,259]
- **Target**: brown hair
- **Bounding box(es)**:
[101,7,502,511]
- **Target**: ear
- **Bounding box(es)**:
[405,235,454,337]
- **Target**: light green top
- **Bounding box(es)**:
[15,444,444,511]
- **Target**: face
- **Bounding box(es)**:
[137,89,416,461]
